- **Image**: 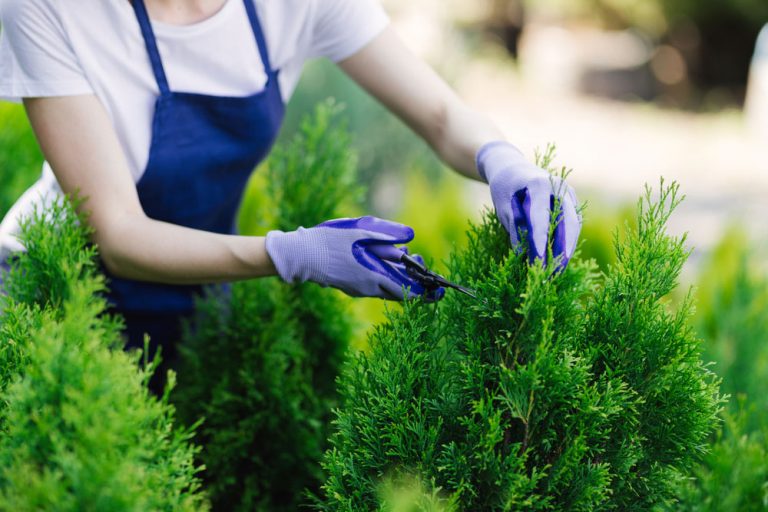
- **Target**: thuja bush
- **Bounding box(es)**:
[0,198,96,401]
[319,176,721,510]
[0,199,207,510]
[173,101,361,511]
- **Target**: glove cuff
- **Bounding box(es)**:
[476,141,526,183]
[265,228,330,284]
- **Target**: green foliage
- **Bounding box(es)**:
[239,100,363,235]
[661,406,768,512]
[578,183,721,509]
[0,197,102,408]
[694,228,768,426]
[577,200,636,273]
[347,171,475,351]
[396,172,475,274]
[377,474,459,512]
[319,175,721,510]
[174,101,359,511]
[657,0,768,33]
[538,0,768,38]
[0,198,207,510]
[0,103,43,219]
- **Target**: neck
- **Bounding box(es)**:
[143,0,229,25]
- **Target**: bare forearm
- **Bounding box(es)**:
[430,100,505,181]
[97,213,276,285]
[339,27,505,182]
[22,95,277,286]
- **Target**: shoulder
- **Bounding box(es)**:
[0,0,71,41]
[0,0,58,22]
[295,0,388,61]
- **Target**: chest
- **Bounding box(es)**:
[69,0,269,100]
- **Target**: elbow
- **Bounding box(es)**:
[90,214,143,280]
[98,245,126,277]
[95,234,131,278]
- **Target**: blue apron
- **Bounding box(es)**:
[109,0,285,391]
[108,0,284,314]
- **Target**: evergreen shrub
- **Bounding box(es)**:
[0,199,207,510]
[173,101,361,511]
[319,169,722,510]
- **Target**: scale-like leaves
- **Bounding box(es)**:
[320,173,721,510]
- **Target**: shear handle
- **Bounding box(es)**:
[400,253,478,299]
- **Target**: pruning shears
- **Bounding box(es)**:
[400,253,478,300]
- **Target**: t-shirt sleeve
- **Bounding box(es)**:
[310,0,389,63]
[0,0,93,102]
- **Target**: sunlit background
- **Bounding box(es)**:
[290,0,768,267]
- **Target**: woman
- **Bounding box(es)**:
[0,0,580,387]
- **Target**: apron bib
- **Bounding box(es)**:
[106,0,285,314]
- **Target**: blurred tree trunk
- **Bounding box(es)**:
[487,0,526,58]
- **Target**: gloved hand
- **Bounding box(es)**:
[477,141,581,269]
[265,216,444,301]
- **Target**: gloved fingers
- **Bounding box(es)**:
[423,286,446,303]
[385,260,427,297]
[506,190,525,249]
[401,254,446,302]
[523,179,552,263]
[552,190,580,270]
[377,283,403,301]
[567,186,583,231]
[352,246,424,298]
[318,216,415,244]
[376,274,415,301]
[377,281,444,303]
[358,216,415,243]
[375,258,445,302]
[551,194,566,266]
[562,190,581,263]
[368,243,408,262]
[549,184,581,271]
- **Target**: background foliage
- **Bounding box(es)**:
[0,103,42,219]
[662,229,768,511]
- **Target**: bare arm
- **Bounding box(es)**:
[23,95,276,285]
[339,27,583,268]
[338,26,506,181]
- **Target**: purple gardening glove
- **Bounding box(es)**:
[477,141,581,269]
[265,216,444,301]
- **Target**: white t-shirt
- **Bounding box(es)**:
[0,0,388,259]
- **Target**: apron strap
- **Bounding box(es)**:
[131,0,276,92]
[131,0,171,95]
[242,0,276,76]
